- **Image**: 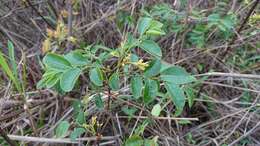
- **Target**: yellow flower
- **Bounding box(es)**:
[122,54,131,66]
[61,10,69,18]
[46,28,54,38]
[133,59,149,70]
[68,36,77,44]
[42,38,51,53]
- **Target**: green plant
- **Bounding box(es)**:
[39,15,197,141]
[0,41,22,92]
[38,15,196,114]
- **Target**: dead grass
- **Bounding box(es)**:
[0,0,259,145]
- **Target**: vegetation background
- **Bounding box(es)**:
[0,0,259,146]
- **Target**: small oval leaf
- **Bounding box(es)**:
[89,67,103,86]
[143,79,158,104]
[60,68,81,92]
[139,40,162,58]
[144,59,161,77]
[165,82,185,116]
[43,53,71,70]
[151,104,161,117]
[55,121,70,138]
[130,75,143,99]
[108,73,120,91]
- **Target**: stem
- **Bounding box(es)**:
[25,0,55,29]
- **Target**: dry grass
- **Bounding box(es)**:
[0,0,260,146]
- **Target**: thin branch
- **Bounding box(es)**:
[7,135,120,144]
[118,116,199,121]
[25,0,55,29]
[196,72,260,80]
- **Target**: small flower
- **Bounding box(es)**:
[61,10,69,18]
[132,59,149,70]
[42,38,51,53]
[68,36,77,44]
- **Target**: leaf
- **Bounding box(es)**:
[143,79,158,104]
[122,106,137,117]
[160,66,196,84]
[185,87,195,108]
[144,138,159,146]
[124,135,143,146]
[70,128,85,141]
[89,67,103,86]
[146,20,165,36]
[139,40,162,58]
[108,72,120,91]
[76,110,85,125]
[7,41,18,80]
[94,94,104,109]
[45,73,60,88]
[72,100,83,115]
[43,53,71,70]
[130,75,143,99]
[178,119,191,125]
[151,104,161,117]
[60,68,81,92]
[144,59,161,77]
[0,51,21,92]
[137,17,152,35]
[65,51,89,66]
[165,82,185,116]
[55,121,70,138]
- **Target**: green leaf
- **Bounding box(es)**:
[70,128,85,141]
[138,17,152,35]
[76,110,85,125]
[55,121,70,138]
[144,59,161,77]
[108,72,120,91]
[124,135,143,146]
[165,82,185,116]
[143,79,158,104]
[146,20,165,36]
[89,67,103,86]
[185,87,195,108]
[160,66,196,84]
[7,41,18,81]
[94,94,104,109]
[45,73,60,88]
[43,53,71,70]
[0,51,21,92]
[65,51,89,66]
[72,100,83,115]
[60,68,81,92]
[122,106,138,117]
[139,40,162,58]
[144,138,159,146]
[151,104,161,117]
[178,119,191,125]
[130,75,143,99]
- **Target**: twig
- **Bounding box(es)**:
[118,116,199,121]
[196,72,260,80]
[25,0,55,29]
[228,121,260,146]
[7,135,120,144]
[223,0,260,56]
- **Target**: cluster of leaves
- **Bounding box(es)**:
[140,3,237,48]
[38,5,198,144]
[38,15,196,116]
